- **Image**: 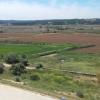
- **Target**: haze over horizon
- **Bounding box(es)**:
[0,0,100,20]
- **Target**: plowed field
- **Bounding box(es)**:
[0,33,100,53]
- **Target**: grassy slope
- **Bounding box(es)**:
[0,43,100,100]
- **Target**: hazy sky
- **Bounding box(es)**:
[0,0,100,20]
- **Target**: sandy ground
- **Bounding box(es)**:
[0,84,58,100]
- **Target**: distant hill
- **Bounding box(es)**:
[0,19,100,25]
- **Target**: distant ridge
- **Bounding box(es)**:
[0,19,100,25]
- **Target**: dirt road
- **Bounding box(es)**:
[0,84,58,100]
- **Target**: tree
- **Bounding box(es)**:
[0,63,5,74]
[5,54,19,64]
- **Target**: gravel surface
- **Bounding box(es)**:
[0,84,58,100]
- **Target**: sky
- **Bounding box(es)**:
[0,0,100,20]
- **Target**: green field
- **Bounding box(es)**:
[0,43,69,54]
[0,43,74,56]
[0,43,100,100]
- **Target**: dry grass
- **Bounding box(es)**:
[96,73,100,84]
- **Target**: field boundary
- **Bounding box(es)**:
[43,68,96,77]
[31,44,96,58]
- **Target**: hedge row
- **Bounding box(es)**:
[32,50,57,58]
[65,44,96,51]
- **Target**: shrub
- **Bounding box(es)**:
[5,54,19,64]
[0,54,4,59]
[11,63,26,76]
[54,76,66,84]
[20,58,29,66]
[20,55,29,66]
[30,74,40,81]
[21,54,27,59]
[19,63,26,72]
[0,63,5,74]
[76,91,84,98]
[15,77,21,82]
[36,64,44,69]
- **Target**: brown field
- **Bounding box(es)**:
[0,33,100,53]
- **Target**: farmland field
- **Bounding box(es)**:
[0,1,100,100]
[0,25,100,100]
[0,33,100,53]
[0,43,73,56]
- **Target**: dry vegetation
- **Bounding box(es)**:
[0,25,100,34]
[96,73,100,84]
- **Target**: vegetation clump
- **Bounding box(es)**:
[10,63,26,76]
[20,55,29,66]
[76,91,84,98]
[5,54,19,64]
[15,76,21,82]
[0,63,5,74]
[30,74,40,81]
[36,64,44,69]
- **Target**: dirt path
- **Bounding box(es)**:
[0,84,58,100]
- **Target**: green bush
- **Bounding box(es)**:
[21,54,27,59]
[30,74,40,81]
[36,64,44,69]
[20,55,29,66]
[54,76,66,84]
[76,91,84,98]
[10,63,26,76]
[0,63,5,74]
[15,77,21,82]
[5,54,19,64]
[0,54,4,59]
[20,58,29,66]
